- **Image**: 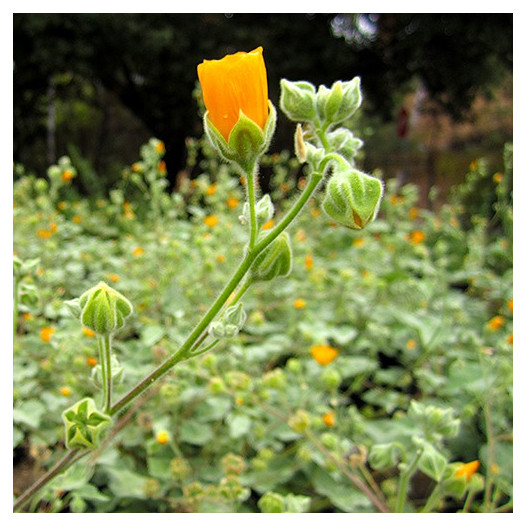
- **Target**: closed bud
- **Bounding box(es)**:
[209,303,247,339]
[251,232,293,282]
[204,102,276,172]
[78,282,133,335]
[317,78,362,126]
[294,124,307,163]
[62,397,112,449]
[255,194,274,225]
[258,492,285,513]
[326,129,363,163]
[288,409,310,433]
[279,79,317,122]
[322,167,383,230]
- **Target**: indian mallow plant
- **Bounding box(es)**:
[14,46,384,512]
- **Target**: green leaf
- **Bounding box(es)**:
[50,462,93,491]
[226,414,252,439]
[283,494,311,512]
[417,441,448,482]
[104,466,149,499]
[13,400,46,428]
[180,420,214,446]
[140,325,165,346]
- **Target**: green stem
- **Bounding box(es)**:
[97,335,107,410]
[420,482,443,513]
[13,278,20,338]
[246,162,259,249]
[13,449,87,512]
[396,448,423,512]
[102,333,113,413]
[110,171,324,417]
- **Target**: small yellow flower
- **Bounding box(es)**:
[310,208,321,218]
[352,237,365,247]
[133,247,145,257]
[296,230,307,242]
[408,230,426,245]
[507,333,513,345]
[87,356,98,368]
[508,299,513,314]
[57,201,68,211]
[155,141,165,154]
[204,215,219,227]
[40,327,55,343]
[493,172,503,184]
[454,460,480,481]
[293,299,307,309]
[491,463,500,475]
[323,412,335,427]
[22,312,32,321]
[82,327,96,338]
[216,254,226,263]
[61,170,74,183]
[488,315,504,331]
[37,229,52,239]
[197,46,268,141]
[49,222,58,233]
[409,207,419,220]
[108,273,120,283]
[206,184,217,196]
[156,431,169,445]
[235,397,244,405]
[60,386,71,397]
[131,162,142,173]
[406,339,417,350]
[390,195,404,205]
[470,160,478,171]
[262,219,274,230]
[305,254,314,271]
[227,197,239,209]
[72,215,82,224]
[310,345,339,366]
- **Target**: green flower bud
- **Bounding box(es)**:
[255,194,274,225]
[258,492,285,513]
[251,232,293,282]
[288,409,310,433]
[321,368,342,390]
[77,282,133,335]
[62,398,112,449]
[209,303,247,339]
[369,442,405,470]
[326,129,363,163]
[204,102,276,172]
[279,79,317,122]
[322,167,383,230]
[316,78,362,126]
[91,354,124,388]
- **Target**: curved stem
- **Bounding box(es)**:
[13,449,87,512]
[102,333,113,413]
[396,448,423,512]
[246,162,259,249]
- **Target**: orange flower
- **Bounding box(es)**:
[206,184,217,196]
[204,215,219,227]
[87,357,98,367]
[293,299,307,309]
[488,315,504,331]
[155,140,165,154]
[323,412,335,427]
[227,197,239,209]
[131,162,142,173]
[409,207,419,220]
[493,172,503,184]
[37,229,52,239]
[408,230,425,245]
[72,215,82,224]
[60,386,71,397]
[197,47,268,141]
[454,460,480,481]
[305,254,314,271]
[507,333,513,345]
[262,219,274,230]
[133,246,145,257]
[310,345,339,366]
[508,299,513,314]
[108,273,120,283]
[40,327,55,343]
[158,161,167,175]
[82,327,96,338]
[406,339,417,350]
[352,238,365,247]
[61,170,74,182]
[216,254,226,263]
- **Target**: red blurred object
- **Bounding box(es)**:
[397,107,409,138]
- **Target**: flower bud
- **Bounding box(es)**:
[209,303,247,339]
[369,442,405,470]
[258,492,285,513]
[250,232,293,282]
[322,167,383,229]
[255,194,275,225]
[279,79,317,122]
[316,78,362,126]
[78,282,133,335]
[326,129,363,162]
[62,397,112,449]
